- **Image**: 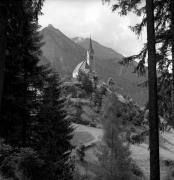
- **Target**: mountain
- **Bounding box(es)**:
[40,25,148,106]
[72,37,123,60]
[40,24,86,74]
[72,36,148,106]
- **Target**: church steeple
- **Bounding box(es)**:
[89,36,94,54]
[86,36,95,72]
[72,36,96,78]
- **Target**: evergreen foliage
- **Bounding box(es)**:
[33,73,74,180]
[77,144,85,162]
[0,0,48,146]
[71,103,83,123]
[96,94,144,180]
[103,0,174,123]
[103,1,161,179]
[0,1,74,179]
[0,140,49,180]
[92,84,107,112]
[77,70,93,96]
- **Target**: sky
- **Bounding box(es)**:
[39,0,146,56]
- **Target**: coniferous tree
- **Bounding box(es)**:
[0,0,25,145]
[146,0,160,179]
[96,94,143,180]
[0,1,75,179]
[103,1,160,179]
[0,141,50,180]
[170,0,174,121]
[0,0,46,146]
[103,0,174,123]
[77,70,93,96]
[34,73,74,180]
[0,1,7,113]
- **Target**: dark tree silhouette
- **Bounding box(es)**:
[171,0,174,121]
[103,0,174,123]
[35,73,74,180]
[0,2,7,113]
[146,0,160,179]
[102,0,160,179]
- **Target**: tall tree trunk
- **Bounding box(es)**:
[0,3,7,113]
[22,70,28,147]
[21,1,27,147]
[171,0,174,122]
[146,0,160,180]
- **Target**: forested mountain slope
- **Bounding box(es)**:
[40,25,148,106]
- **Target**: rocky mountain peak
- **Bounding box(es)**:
[72,37,85,43]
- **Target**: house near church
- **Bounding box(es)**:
[72,37,95,78]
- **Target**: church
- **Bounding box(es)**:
[72,37,95,78]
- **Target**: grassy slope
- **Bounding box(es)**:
[71,131,94,146]
[73,124,174,180]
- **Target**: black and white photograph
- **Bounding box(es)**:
[0,0,174,179]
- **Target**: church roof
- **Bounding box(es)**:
[72,60,90,78]
[72,36,94,78]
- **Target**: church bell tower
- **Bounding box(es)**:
[87,37,95,72]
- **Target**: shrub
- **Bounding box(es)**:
[130,161,144,178]
[77,70,93,96]
[0,141,49,180]
[77,144,85,161]
[164,160,174,167]
[16,148,49,180]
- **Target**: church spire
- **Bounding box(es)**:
[86,36,95,72]
[89,36,94,54]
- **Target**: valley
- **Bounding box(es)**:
[40,25,148,106]
[1,1,172,180]
[39,25,174,180]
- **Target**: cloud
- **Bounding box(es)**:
[39,0,146,56]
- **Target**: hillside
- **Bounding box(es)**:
[72,37,124,60]
[72,37,148,106]
[40,25,148,106]
[72,124,174,180]
[40,24,86,74]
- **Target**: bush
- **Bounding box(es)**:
[164,160,174,167]
[73,171,90,180]
[130,161,144,178]
[17,148,49,180]
[77,70,93,96]
[0,141,49,180]
[77,144,85,161]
